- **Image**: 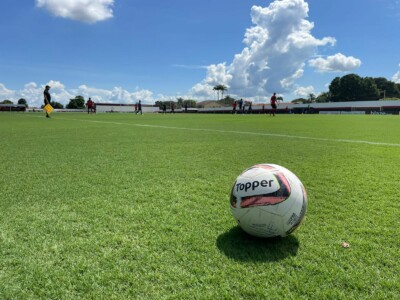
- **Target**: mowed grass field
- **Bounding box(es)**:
[1,112,400,299]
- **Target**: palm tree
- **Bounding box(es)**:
[308,93,316,103]
[213,86,220,100]
[213,84,228,100]
[220,85,228,99]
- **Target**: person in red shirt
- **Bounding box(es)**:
[86,98,94,114]
[270,92,278,116]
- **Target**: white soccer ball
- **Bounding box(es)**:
[230,164,307,238]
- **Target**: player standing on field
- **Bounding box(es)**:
[43,85,51,118]
[136,100,143,115]
[86,98,94,114]
[270,92,278,116]
[232,101,237,114]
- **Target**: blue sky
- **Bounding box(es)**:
[0,0,399,107]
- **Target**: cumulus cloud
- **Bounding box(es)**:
[393,72,400,83]
[0,83,15,99]
[308,53,361,72]
[0,81,153,107]
[36,0,114,23]
[191,0,360,100]
[392,66,400,83]
[190,63,232,98]
[294,85,315,97]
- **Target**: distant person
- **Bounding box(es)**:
[184,103,188,113]
[43,85,51,118]
[262,104,265,114]
[270,92,278,116]
[136,100,143,115]
[134,103,138,113]
[85,98,89,114]
[171,102,175,113]
[248,102,252,114]
[86,98,94,114]
[238,98,243,112]
[232,101,237,114]
[89,98,94,113]
[163,104,167,114]
[242,102,246,114]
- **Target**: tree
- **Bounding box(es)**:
[329,74,387,101]
[308,93,316,103]
[340,74,364,101]
[18,98,28,107]
[291,98,307,104]
[213,85,221,100]
[372,77,400,98]
[155,100,181,109]
[329,74,379,102]
[183,99,197,108]
[220,85,228,99]
[167,98,197,109]
[213,84,228,100]
[155,101,164,108]
[0,100,13,104]
[66,96,85,109]
[51,101,64,109]
[361,77,380,100]
[218,96,235,105]
[329,77,341,102]
[316,92,330,103]
[176,97,184,109]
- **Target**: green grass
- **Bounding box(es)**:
[1,112,400,299]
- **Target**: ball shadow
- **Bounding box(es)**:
[216,226,299,262]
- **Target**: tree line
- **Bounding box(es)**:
[0,96,87,109]
[293,74,400,103]
[2,75,399,107]
[329,74,400,101]
[155,98,197,109]
[0,99,30,107]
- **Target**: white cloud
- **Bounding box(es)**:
[0,81,153,107]
[36,0,114,23]
[392,69,400,83]
[294,85,315,97]
[191,0,339,100]
[308,53,361,72]
[0,83,15,99]
[190,63,232,98]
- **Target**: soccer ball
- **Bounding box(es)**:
[230,164,307,238]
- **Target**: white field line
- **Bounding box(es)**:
[36,116,400,148]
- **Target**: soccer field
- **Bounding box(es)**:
[1,113,399,299]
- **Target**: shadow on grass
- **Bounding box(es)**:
[216,226,299,262]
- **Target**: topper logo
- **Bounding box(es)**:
[236,180,274,192]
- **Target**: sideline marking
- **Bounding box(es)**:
[28,115,400,148]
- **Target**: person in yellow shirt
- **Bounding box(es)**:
[43,85,51,118]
